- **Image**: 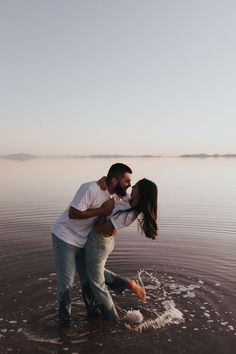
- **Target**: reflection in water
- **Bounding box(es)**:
[0,158,236,353]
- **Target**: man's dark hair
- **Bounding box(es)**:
[107,163,132,182]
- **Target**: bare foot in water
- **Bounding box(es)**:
[128,279,146,302]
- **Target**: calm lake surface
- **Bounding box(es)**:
[0,157,236,354]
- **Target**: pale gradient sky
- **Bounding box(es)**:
[1,0,236,156]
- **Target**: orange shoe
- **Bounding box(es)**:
[128,279,146,302]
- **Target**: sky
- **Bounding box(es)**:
[0,0,236,156]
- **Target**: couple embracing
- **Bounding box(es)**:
[51,163,158,328]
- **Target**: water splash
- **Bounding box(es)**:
[124,310,144,324]
[135,300,184,333]
[138,270,161,289]
[124,270,185,332]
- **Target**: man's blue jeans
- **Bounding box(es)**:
[52,234,94,326]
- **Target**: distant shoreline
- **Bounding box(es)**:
[0,153,236,161]
[179,153,236,158]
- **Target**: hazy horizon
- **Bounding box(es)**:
[1,0,236,155]
[1,152,236,160]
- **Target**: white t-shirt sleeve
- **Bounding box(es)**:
[110,210,137,230]
[70,183,96,212]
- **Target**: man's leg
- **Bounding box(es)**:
[52,234,77,328]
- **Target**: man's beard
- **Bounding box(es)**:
[114,183,127,197]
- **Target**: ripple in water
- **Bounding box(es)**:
[0,268,229,353]
[0,267,235,354]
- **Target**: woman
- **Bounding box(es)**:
[85,178,158,321]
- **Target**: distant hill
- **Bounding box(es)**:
[44,154,162,158]
[87,154,161,158]
[0,153,162,160]
[0,153,38,161]
[180,154,236,158]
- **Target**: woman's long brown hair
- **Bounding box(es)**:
[136,178,158,240]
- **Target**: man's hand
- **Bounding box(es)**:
[101,198,114,215]
[97,176,107,191]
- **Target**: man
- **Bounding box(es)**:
[51,163,132,328]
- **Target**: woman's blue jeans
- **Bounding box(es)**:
[85,228,129,321]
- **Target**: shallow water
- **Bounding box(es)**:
[0,157,236,353]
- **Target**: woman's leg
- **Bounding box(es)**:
[104,269,129,294]
[104,269,146,301]
[85,229,119,321]
[75,246,98,316]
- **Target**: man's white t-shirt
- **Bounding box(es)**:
[52,181,110,247]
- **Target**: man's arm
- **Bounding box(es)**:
[68,198,114,220]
